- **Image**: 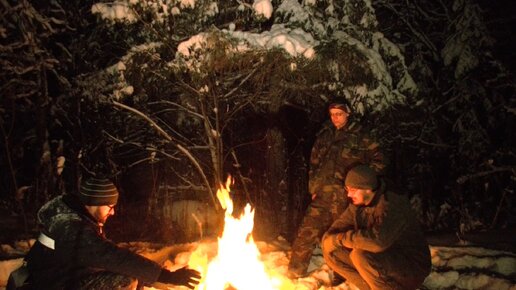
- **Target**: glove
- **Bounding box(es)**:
[157,267,201,289]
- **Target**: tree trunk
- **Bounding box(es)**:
[258,126,287,240]
[286,146,309,241]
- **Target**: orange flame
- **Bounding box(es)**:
[188,176,293,290]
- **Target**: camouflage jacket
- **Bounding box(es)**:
[308,121,385,195]
[324,180,431,270]
[25,194,162,289]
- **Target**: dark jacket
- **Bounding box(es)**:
[26,194,162,289]
[309,121,385,196]
[325,181,431,270]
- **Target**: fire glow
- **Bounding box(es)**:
[187,177,293,290]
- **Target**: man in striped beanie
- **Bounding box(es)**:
[78,178,120,225]
[24,176,201,290]
[79,177,119,206]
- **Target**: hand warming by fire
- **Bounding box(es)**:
[184,177,294,290]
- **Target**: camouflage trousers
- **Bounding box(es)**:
[288,185,347,276]
[71,271,138,290]
[322,236,429,290]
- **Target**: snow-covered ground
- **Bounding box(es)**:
[1,237,515,290]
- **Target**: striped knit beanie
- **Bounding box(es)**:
[79,177,119,206]
[345,165,378,190]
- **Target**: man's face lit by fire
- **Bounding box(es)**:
[329,108,349,129]
[86,204,116,224]
[346,186,375,206]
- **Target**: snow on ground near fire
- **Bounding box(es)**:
[1,238,515,290]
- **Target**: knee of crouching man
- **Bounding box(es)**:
[349,249,368,262]
[321,233,336,254]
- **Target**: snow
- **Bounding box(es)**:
[224,25,317,58]
[91,2,137,23]
[177,33,209,57]
[175,25,317,60]
[180,0,195,9]
[276,0,327,37]
[90,0,417,114]
[90,0,270,23]
[253,0,273,20]
[1,238,514,290]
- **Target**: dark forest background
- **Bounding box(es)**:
[0,0,514,244]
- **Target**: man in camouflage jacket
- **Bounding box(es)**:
[322,165,431,290]
[25,177,200,290]
[288,98,385,278]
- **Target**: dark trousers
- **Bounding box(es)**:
[322,236,429,290]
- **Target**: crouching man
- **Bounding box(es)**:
[322,165,431,290]
[25,177,201,290]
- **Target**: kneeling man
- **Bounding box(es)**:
[322,165,431,290]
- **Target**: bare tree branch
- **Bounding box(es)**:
[111,100,219,209]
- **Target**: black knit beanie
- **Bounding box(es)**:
[345,165,378,190]
[328,97,352,113]
[79,177,119,206]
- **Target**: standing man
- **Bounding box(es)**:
[322,165,431,290]
[25,177,201,289]
[288,98,386,279]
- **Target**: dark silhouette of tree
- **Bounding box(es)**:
[1,0,514,243]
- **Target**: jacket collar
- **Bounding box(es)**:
[62,194,100,225]
[365,179,386,207]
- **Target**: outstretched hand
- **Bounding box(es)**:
[157,267,201,289]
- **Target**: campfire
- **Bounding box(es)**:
[185,177,294,290]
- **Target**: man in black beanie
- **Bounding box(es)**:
[288,97,386,279]
[321,165,431,290]
[24,177,201,290]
